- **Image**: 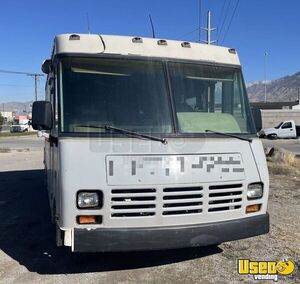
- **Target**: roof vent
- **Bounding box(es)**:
[228,48,236,54]
[132,37,143,43]
[69,34,80,41]
[157,39,167,46]
[181,42,191,48]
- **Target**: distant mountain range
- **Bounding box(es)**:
[1,71,300,113]
[0,101,32,115]
[246,71,300,102]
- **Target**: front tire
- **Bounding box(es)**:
[267,134,277,140]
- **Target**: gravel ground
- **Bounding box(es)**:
[262,138,300,155]
[0,137,299,283]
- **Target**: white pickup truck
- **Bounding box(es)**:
[10,122,32,133]
[260,120,300,139]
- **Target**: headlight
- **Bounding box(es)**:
[77,192,99,208]
[247,183,263,199]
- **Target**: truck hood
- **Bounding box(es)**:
[59,137,267,186]
[261,128,276,134]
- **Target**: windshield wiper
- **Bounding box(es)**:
[205,129,252,143]
[79,125,168,144]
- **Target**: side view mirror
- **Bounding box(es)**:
[41,59,52,74]
[32,101,53,130]
[251,108,262,133]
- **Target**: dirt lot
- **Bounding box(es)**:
[0,137,299,283]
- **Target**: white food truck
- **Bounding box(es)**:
[32,34,269,252]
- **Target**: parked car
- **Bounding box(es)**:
[259,120,300,139]
[10,122,31,133]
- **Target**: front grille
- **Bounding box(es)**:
[110,184,244,220]
[208,183,243,212]
[162,187,203,215]
[111,188,156,217]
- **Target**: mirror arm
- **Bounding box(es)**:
[37,131,58,146]
[49,135,58,146]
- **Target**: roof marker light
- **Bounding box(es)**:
[69,34,80,41]
[181,42,191,48]
[228,48,236,54]
[157,39,167,46]
[132,37,143,43]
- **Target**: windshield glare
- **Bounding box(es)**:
[60,57,255,135]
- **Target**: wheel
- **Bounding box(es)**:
[24,128,28,132]
[267,134,277,140]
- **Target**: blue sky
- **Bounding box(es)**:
[0,0,299,102]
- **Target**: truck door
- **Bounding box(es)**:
[48,73,59,216]
[279,121,293,138]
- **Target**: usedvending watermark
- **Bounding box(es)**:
[238,259,295,282]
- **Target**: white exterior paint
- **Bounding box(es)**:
[54,34,241,65]
[41,34,269,251]
[56,138,268,230]
[293,102,300,109]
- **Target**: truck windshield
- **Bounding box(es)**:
[60,57,254,134]
[60,58,172,133]
[168,62,254,134]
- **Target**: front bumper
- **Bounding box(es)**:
[73,213,269,252]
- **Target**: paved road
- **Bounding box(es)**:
[262,138,300,155]
[0,135,44,150]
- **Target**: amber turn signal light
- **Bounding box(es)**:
[246,204,261,213]
[77,216,102,225]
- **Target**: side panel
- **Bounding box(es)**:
[249,139,269,215]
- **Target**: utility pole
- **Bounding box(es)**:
[34,74,38,101]
[264,51,268,103]
[29,73,43,101]
[201,11,216,45]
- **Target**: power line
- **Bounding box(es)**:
[218,0,232,43]
[0,69,44,101]
[221,0,240,43]
[175,27,201,41]
[0,84,33,87]
[217,0,228,38]
[0,69,43,77]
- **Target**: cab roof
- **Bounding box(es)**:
[53,34,241,66]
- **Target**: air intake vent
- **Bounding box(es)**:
[162,187,203,215]
[181,42,191,48]
[208,184,243,212]
[111,188,156,217]
[132,37,143,43]
[69,34,80,41]
[157,39,167,46]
